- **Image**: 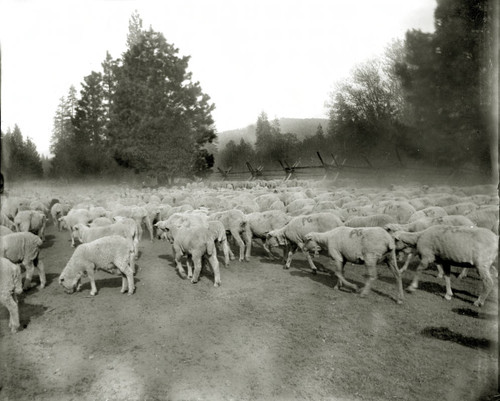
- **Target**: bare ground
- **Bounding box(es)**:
[0,222,498,401]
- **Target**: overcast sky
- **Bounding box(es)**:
[1,0,436,156]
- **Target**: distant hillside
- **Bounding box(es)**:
[216,118,328,150]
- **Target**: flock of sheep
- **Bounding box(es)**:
[0,179,498,334]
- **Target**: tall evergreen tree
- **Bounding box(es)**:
[108,19,216,182]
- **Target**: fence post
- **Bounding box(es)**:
[278,160,299,181]
[246,162,264,181]
[217,167,233,181]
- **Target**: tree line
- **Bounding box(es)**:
[2,0,496,182]
[218,0,496,176]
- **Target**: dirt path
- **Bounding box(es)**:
[0,222,498,400]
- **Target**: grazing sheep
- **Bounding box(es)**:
[73,222,139,261]
[246,210,292,258]
[209,209,252,262]
[393,226,498,306]
[377,201,416,224]
[304,227,404,304]
[385,215,477,274]
[29,200,49,217]
[156,221,221,287]
[265,213,343,272]
[58,235,136,296]
[0,232,45,290]
[442,202,478,216]
[0,257,23,333]
[14,210,47,240]
[345,214,397,228]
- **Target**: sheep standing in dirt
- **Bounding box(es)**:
[209,209,252,262]
[392,226,498,306]
[50,202,71,231]
[156,220,221,286]
[59,209,92,247]
[266,213,343,272]
[304,227,404,304]
[73,222,139,261]
[246,210,292,258]
[14,210,47,241]
[0,232,45,290]
[0,257,23,333]
[1,212,16,231]
[208,220,231,267]
[58,235,136,296]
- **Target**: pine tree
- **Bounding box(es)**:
[108,16,216,182]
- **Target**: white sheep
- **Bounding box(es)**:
[209,209,252,262]
[246,210,292,258]
[393,226,498,306]
[0,257,23,333]
[265,212,343,272]
[0,232,45,290]
[0,226,14,236]
[73,222,139,261]
[50,202,71,231]
[304,227,404,304]
[0,212,16,231]
[14,210,47,240]
[59,209,92,247]
[156,220,221,286]
[58,235,136,296]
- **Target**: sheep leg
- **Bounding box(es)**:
[474,265,494,307]
[174,246,187,279]
[86,265,98,296]
[36,260,46,289]
[436,264,444,279]
[22,261,35,291]
[221,240,230,267]
[243,228,252,261]
[360,254,380,297]
[386,250,404,304]
[299,243,319,273]
[208,253,221,287]
[332,259,358,292]
[441,263,453,300]
[398,252,413,274]
[122,267,135,295]
[5,295,20,333]
[191,254,202,284]
[284,244,298,270]
[458,268,469,280]
[186,257,194,279]
[120,275,128,293]
[408,257,432,292]
[231,231,246,262]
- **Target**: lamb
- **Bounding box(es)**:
[59,209,92,247]
[50,202,71,231]
[303,227,404,304]
[109,206,154,241]
[246,210,292,258]
[265,212,343,272]
[14,210,47,240]
[0,232,45,290]
[345,214,397,228]
[209,209,252,262]
[392,226,498,306]
[156,220,221,286]
[0,257,23,333]
[58,235,136,296]
[73,222,139,261]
